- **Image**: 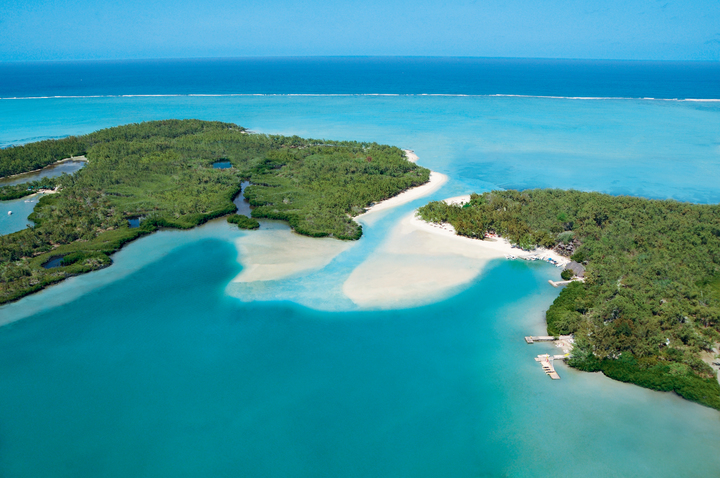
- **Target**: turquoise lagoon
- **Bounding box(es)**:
[0,194,42,236]
[1,95,720,477]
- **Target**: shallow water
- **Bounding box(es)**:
[2,236,719,478]
[2,96,719,202]
[0,159,86,186]
[1,92,720,477]
[233,181,252,217]
[0,194,41,235]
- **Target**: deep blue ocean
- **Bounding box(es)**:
[2,57,720,99]
[1,58,720,477]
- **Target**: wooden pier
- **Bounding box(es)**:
[548,279,573,287]
[524,335,572,344]
[535,354,561,379]
[524,335,573,379]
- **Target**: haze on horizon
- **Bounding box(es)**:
[1,0,719,62]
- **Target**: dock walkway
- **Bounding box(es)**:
[535,354,561,379]
[524,335,573,379]
[524,335,572,344]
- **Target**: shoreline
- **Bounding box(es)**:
[230,149,446,285]
[412,196,572,267]
[354,150,447,222]
[0,156,87,183]
[410,215,572,267]
[343,197,572,309]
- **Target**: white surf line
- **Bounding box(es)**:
[2,94,718,102]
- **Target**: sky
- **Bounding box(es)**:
[0,0,719,61]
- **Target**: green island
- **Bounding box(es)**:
[418,189,720,410]
[0,119,429,305]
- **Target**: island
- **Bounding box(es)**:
[418,189,720,410]
[0,119,430,305]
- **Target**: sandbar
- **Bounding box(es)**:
[230,226,353,283]
[343,202,570,309]
[232,149,445,284]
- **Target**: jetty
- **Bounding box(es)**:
[525,335,574,379]
[548,277,586,288]
[548,279,573,287]
[524,335,572,344]
[535,354,561,379]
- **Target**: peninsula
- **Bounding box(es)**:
[0,120,430,304]
[418,189,720,410]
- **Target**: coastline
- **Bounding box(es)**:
[354,150,447,223]
[0,156,87,183]
[411,198,572,267]
[343,196,571,309]
[231,149,445,284]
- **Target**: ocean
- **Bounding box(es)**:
[1,58,720,477]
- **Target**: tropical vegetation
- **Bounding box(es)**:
[418,189,720,410]
[0,119,429,304]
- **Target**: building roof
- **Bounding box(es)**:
[564,261,585,277]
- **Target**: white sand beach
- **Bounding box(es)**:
[232,149,447,283]
[230,226,353,283]
[354,171,447,224]
[354,150,447,224]
[343,206,570,309]
[404,149,419,163]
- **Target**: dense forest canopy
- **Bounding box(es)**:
[418,189,720,410]
[0,119,429,304]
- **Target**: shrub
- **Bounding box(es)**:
[227,214,260,229]
[561,269,575,280]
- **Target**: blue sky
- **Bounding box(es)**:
[1,0,718,61]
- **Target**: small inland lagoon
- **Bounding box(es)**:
[41,255,65,269]
[0,158,86,187]
[212,160,232,169]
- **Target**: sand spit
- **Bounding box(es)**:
[231,227,353,283]
[404,149,419,163]
[353,149,446,223]
[231,149,441,283]
[343,207,570,309]
[354,171,447,224]
[230,149,442,284]
[343,212,506,308]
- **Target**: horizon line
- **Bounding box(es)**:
[2,94,719,102]
[2,55,719,65]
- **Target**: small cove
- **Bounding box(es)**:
[1,158,87,236]
[0,194,42,236]
[0,158,86,187]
